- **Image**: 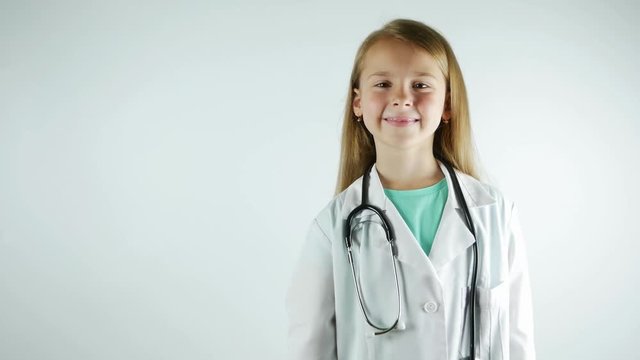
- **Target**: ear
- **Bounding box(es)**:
[443,91,451,120]
[352,88,362,117]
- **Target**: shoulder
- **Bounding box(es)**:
[308,176,364,242]
[456,170,517,223]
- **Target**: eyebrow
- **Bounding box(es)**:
[367,71,438,79]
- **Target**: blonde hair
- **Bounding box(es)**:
[335,18,485,195]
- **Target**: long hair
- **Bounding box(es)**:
[335,19,485,195]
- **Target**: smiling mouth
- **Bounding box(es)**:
[384,117,420,124]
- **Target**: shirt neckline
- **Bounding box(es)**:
[383,177,447,198]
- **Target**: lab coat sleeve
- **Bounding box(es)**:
[507,202,536,360]
[285,218,337,360]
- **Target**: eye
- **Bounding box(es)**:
[415,82,431,89]
[374,82,390,88]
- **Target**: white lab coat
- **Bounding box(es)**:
[285,160,536,360]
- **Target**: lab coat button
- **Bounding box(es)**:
[423,301,438,313]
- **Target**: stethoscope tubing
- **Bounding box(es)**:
[444,158,478,359]
[344,157,479,359]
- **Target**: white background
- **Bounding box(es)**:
[1,0,638,359]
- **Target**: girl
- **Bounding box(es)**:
[285,19,535,360]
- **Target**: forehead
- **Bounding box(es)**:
[361,38,443,81]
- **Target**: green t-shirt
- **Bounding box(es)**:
[383,177,448,257]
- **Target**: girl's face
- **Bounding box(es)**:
[353,38,450,152]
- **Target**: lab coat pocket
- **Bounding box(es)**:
[364,320,406,360]
[460,281,509,360]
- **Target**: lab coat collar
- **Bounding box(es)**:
[347,159,496,275]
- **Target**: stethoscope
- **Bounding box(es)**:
[344,157,479,359]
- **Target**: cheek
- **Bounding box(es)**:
[415,95,445,113]
[363,93,387,110]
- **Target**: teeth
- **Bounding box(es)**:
[385,118,418,122]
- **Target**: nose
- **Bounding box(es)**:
[392,85,413,107]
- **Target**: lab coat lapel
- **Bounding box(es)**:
[429,160,497,272]
[350,160,496,276]
[350,164,435,277]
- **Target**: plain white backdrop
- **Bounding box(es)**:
[1,0,638,359]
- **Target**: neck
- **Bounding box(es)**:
[375,146,444,190]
